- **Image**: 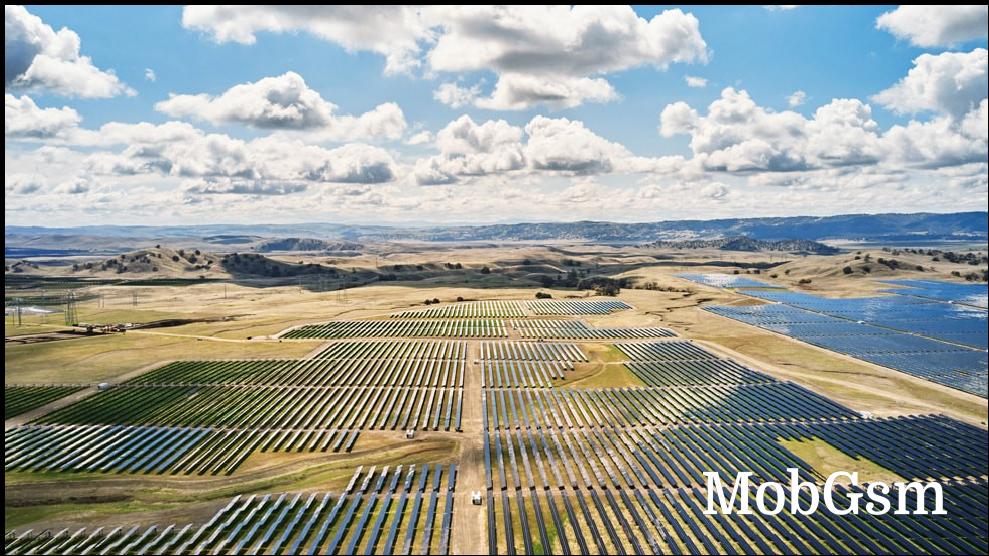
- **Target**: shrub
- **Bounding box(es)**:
[842,266,853,275]
[535,292,552,299]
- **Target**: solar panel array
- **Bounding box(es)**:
[391,300,527,318]
[281,319,508,339]
[883,279,989,309]
[677,272,784,289]
[615,342,776,387]
[511,319,677,339]
[314,339,468,360]
[7,337,473,476]
[740,288,988,350]
[525,299,632,315]
[5,464,457,555]
[480,341,588,388]
[480,339,989,555]
[387,299,634,318]
[483,417,986,555]
[705,285,988,397]
[126,357,467,387]
[4,386,85,419]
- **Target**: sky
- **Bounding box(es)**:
[4,5,988,226]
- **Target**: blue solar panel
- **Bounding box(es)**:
[705,280,988,397]
[737,286,988,350]
[883,279,988,308]
[676,272,784,289]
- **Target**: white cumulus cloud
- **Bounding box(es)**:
[876,5,988,47]
[155,72,406,140]
[5,94,80,138]
[5,5,133,97]
[182,5,708,110]
[873,48,987,121]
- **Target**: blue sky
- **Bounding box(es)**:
[5,5,988,225]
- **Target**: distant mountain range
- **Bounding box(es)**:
[644,237,840,254]
[5,212,987,255]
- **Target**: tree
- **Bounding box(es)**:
[480,266,491,274]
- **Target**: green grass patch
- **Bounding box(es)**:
[779,436,905,484]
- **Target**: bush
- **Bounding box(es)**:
[456,296,464,302]
[842,266,853,275]
[480,266,491,274]
[535,292,552,299]
[595,284,620,296]
[798,278,812,284]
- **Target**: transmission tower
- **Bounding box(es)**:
[64,291,78,325]
[11,297,23,327]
